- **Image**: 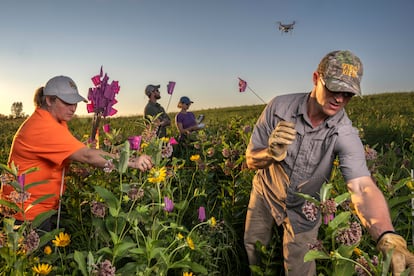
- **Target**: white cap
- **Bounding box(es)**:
[44,76,87,104]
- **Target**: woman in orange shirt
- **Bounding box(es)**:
[2,76,153,230]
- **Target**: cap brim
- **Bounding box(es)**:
[58,94,88,104]
[325,78,361,96]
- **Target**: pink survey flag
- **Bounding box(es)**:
[238,78,247,92]
[167,81,176,95]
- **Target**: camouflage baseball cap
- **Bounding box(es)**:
[318,50,363,96]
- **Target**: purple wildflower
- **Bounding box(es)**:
[91,201,107,218]
[163,197,174,212]
[336,221,362,246]
[198,206,206,222]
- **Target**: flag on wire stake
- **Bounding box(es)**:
[166,81,176,111]
[239,78,247,92]
[238,77,266,104]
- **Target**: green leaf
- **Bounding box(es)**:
[334,192,350,205]
[118,141,130,173]
[303,250,330,262]
[94,186,119,216]
[74,251,88,276]
[32,209,56,229]
[113,242,137,258]
[26,194,55,210]
[296,192,319,205]
[327,211,351,230]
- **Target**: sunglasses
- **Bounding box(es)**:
[320,78,354,99]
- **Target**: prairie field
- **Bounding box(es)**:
[0,91,414,275]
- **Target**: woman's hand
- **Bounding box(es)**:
[131,154,154,172]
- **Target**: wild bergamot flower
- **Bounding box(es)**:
[52,232,71,247]
[32,263,52,275]
[147,167,167,183]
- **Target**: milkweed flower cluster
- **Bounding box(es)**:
[364,145,378,161]
[92,259,116,276]
[320,199,337,224]
[336,221,362,246]
[128,186,144,201]
[355,255,379,276]
[91,200,107,218]
[23,230,40,254]
[307,239,324,251]
[302,200,318,222]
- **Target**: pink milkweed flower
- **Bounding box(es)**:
[169,137,178,145]
[198,206,206,222]
[128,136,142,150]
[164,197,174,212]
[103,124,110,133]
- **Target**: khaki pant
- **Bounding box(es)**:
[244,186,321,276]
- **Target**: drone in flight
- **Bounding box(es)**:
[277,21,296,34]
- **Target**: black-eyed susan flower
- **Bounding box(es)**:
[147,167,167,184]
[209,216,217,227]
[190,154,200,162]
[183,272,193,276]
[43,245,52,255]
[52,232,70,247]
[186,236,195,250]
[32,263,52,275]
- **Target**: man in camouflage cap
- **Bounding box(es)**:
[244,50,414,275]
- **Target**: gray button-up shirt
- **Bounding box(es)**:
[248,92,370,233]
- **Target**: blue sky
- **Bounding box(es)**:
[1,0,413,117]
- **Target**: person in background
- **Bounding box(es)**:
[244,50,414,275]
[175,96,205,143]
[2,75,153,231]
[144,84,171,137]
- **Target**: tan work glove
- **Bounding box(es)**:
[377,232,414,275]
[267,121,296,161]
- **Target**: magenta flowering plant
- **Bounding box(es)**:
[127,136,142,151]
[198,206,206,222]
[163,196,174,212]
[87,66,120,141]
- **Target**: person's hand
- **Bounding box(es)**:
[133,155,154,172]
[377,233,414,275]
[267,121,296,161]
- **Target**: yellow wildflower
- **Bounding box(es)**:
[44,245,52,255]
[183,272,193,276]
[186,236,195,250]
[161,137,169,143]
[141,142,149,149]
[209,216,217,227]
[190,154,200,162]
[32,263,52,275]
[52,232,71,247]
[177,233,184,240]
[333,159,339,167]
[353,247,362,256]
[147,167,167,184]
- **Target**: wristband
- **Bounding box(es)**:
[376,230,397,243]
